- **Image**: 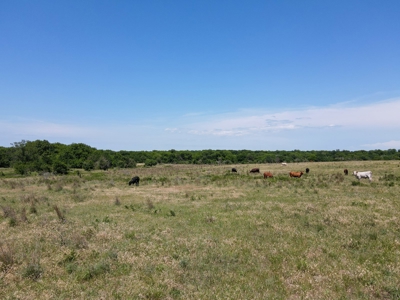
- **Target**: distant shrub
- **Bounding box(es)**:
[82,160,95,171]
[144,159,157,167]
[13,163,30,175]
[53,160,69,175]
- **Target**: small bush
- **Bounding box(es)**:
[82,160,95,171]
[76,261,110,281]
[22,263,42,280]
[53,160,69,175]
[8,217,17,227]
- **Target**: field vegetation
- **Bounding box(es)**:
[1,161,400,299]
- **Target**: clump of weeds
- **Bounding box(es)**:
[22,243,43,280]
[75,260,111,282]
[0,242,15,271]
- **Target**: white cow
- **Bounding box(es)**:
[282,162,287,166]
[353,171,372,181]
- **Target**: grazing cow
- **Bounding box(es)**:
[306,168,310,174]
[232,168,237,173]
[249,168,260,174]
[128,176,140,186]
[282,162,287,166]
[353,171,372,182]
[289,171,304,178]
[344,169,349,175]
[263,172,273,178]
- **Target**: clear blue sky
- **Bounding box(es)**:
[1,0,400,151]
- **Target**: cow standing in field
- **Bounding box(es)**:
[306,168,310,174]
[232,168,237,173]
[353,171,372,182]
[344,169,349,175]
[129,176,140,186]
[289,171,304,178]
[249,168,260,174]
[282,162,287,166]
[263,172,273,178]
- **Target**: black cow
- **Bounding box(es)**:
[129,176,140,186]
[306,168,310,174]
[232,168,237,173]
[344,169,349,175]
[249,168,260,174]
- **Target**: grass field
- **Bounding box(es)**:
[1,161,400,299]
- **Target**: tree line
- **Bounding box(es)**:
[0,140,399,175]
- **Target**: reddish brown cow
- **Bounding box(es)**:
[344,169,348,175]
[289,171,304,178]
[263,172,273,178]
[249,168,260,173]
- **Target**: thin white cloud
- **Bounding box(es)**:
[183,98,400,136]
[165,128,179,133]
[1,98,400,151]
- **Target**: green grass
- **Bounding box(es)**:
[1,161,400,299]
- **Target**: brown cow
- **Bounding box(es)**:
[263,172,273,178]
[289,171,304,178]
[249,168,260,173]
[344,169,348,175]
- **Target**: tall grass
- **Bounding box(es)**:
[1,161,400,299]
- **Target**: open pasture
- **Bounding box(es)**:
[1,161,400,299]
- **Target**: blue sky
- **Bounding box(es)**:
[1,1,400,151]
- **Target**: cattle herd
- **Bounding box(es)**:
[128,166,373,186]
